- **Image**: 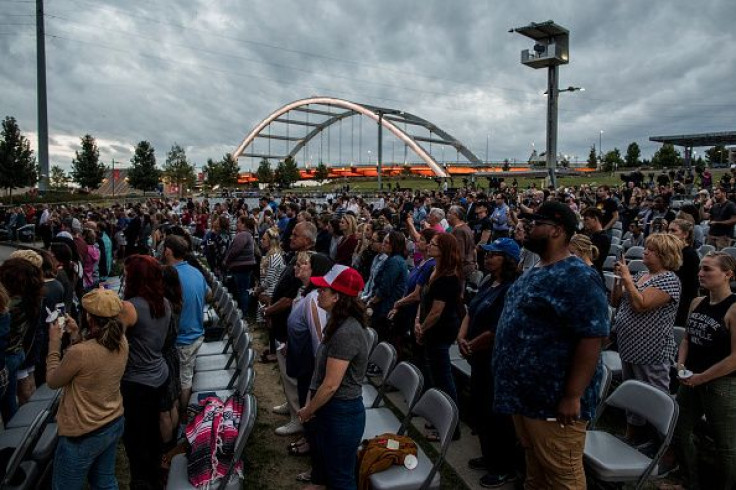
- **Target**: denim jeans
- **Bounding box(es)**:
[52,416,124,490]
[232,270,252,316]
[1,351,25,421]
[309,397,365,489]
[676,376,736,489]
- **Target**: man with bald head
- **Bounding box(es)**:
[263,221,317,436]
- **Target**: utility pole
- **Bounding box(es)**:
[111,158,115,198]
[36,0,49,192]
[377,111,383,192]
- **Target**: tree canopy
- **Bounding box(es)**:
[314,162,329,182]
[256,158,274,186]
[162,144,195,197]
[705,145,729,165]
[49,165,69,190]
[624,142,641,168]
[587,145,598,169]
[651,143,682,168]
[275,155,300,188]
[71,134,105,190]
[0,116,38,200]
[127,140,160,192]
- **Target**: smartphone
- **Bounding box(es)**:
[618,249,624,262]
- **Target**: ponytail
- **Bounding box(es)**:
[89,314,125,352]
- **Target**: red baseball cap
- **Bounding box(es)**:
[310,265,365,297]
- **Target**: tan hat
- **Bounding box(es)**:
[9,250,42,269]
[81,289,123,318]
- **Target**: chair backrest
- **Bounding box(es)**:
[234,367,255,395]
[217,394,257,490]
[608,244,622,257]
[722,247,736,260]
[364,327,378,356]
[598,364,612,409]
[411,389,459,490]
[698,244,715,258]
[604,380,677,437]
[625,246,644,260]
[613,221,623,231]
[610,236,621,247]
[627,259,648,274]
[2,409,49,487]
[603,272,617,293]
[602,256,616,272]
[387,362,423,409]
[369,342,397,383]
[673,326,686,347]
[622,238,632,250]
[611,229,622,240]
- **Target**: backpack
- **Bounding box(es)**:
[357,433,418,490]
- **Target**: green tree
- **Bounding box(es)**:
[705,145,728,166]
[71,134,105,190]
[314,162,330,182]
[587,145,598,169]
[202,158,222,190]
[624,142,641,168]
[49,165,69,189]
[602,148,624,173]
[256,158,273,186]
[127,140,160,192]
[275,155,300,188]
[651,143,682,168]
[218,153,240,187]
[502,159,510,172]
[162,144,195,197]
[0,116,38,201]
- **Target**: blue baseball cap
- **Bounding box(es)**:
[481,238,521,262]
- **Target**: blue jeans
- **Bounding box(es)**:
[309,397,365,489]
[1,351,25,421]
[232,270,252,316]
[52,416,124,490]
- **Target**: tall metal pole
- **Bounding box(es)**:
[546,65,559,189]
[111,158,115,198]
[36,0,49,192]
[599,130,603,163]
[377,112,383,192]
[486,134,489,164]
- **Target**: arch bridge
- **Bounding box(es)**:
[233,97,485,178]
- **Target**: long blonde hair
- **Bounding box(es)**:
[569,234,599,265]
[263,227,282,256]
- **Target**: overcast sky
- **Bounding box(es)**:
[1,0,735,174]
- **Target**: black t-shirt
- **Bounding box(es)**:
[472,217,492,245]
[675,246,700,327]
[270,256,303,342]
[597,198,618,228]
[589,231,611,274]
[686,294,736,375]
[709,200,736,237]
[419,275,462,344]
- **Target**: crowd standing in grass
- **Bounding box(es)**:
[0,165,735,488]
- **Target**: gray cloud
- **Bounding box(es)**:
[1,0,734,173]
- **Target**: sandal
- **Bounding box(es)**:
[260,350,277,363]
[295,471,312,483]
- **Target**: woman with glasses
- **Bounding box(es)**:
[415,233,463,441]
[457,238,521,488]
[675,251,736,489]
[612,233,682,444]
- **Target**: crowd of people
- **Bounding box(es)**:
[0,165,735,489]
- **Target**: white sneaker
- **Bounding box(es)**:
[272,403,289,415]
[275,420,303,436]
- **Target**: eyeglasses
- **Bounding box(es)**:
[527,220,558,228]
[428,242,439,247]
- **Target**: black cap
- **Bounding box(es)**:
[520,201,579,237]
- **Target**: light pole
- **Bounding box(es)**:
[599,130,604,164]
[486,134,490,164]
[512,20,570,189]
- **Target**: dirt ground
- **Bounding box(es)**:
[242,327,312,489]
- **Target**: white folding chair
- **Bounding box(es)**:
[363,362,423,440]
[627,260,648,274]
[698,244,715,258]
[625,246,644,261]
[195,331,250,372]
[191,348,254,393]
[601,350,622,380]
[363,342,398,409]
[584,380,679,489]
[189,367,255,407]
[369,389,459,490]
[167,394,257,490]
[721,247,736,260]
[602,256,617,272]
[364,327,379,357]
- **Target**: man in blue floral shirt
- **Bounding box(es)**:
[493,201,609,489]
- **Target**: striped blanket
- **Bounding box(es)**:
[185,395,245,489]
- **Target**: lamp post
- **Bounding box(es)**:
[512,20,570,189]
[599,130,604,164]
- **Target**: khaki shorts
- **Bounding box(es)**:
[177,336,204,390]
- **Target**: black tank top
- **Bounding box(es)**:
[686,294,736,375]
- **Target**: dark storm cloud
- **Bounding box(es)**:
[1,0,734,172]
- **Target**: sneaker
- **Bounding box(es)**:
[479,472,517,488]
[275,420,303,436]
[272,403,290,415]
[468,457,487,471]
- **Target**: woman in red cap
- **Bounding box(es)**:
[297,264,368,490]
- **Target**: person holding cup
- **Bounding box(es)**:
[675,251,736,489]
[46,288,133,489]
